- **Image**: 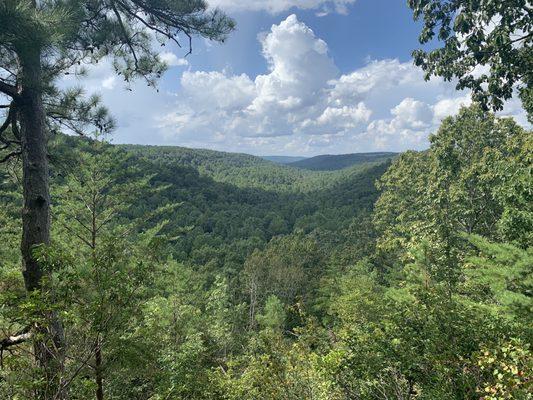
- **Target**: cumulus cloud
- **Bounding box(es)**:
[159,14,352,140]
[362,99,434,150]
[432,94,472,123]
[392,98,433,130]
[155,14,531,154]
[208,0,356,14]
[181,71,255,110]
[316,104,372,129]
[160,15,375,145]
[159,52,189,67]
[69,14,527,155]
[327,59,425,106]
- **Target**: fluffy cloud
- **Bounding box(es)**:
[392,98,433,130]
[159,15,374,144]
[181,71,255,110]
[432,94,472,123]
[154,14,529,154]
[72,14,527,155]
[363,99,434,150]
[327,59,425,106]
[159,52,189,67]
[208,0,355,14]
[316,104,372,129]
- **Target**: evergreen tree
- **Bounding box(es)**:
[0,2,234,394]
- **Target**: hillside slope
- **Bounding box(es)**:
[289,152,396,171]
[38,138,391,262]
[121,144,388,193]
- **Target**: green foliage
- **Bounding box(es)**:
[473,339,532,400]
[215,322,340,400]
[374,105,531,284]
[325,254,519,399]
[464,235,533,322]
[256,296,286,331]
[408,0,532,117]
[1,104,531,399]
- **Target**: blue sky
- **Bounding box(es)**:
[71,0,528,156]
[197,0,426,76]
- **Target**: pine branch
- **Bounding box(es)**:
[115,0,183,49]
[110,1,140,72]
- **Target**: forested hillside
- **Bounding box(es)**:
[1,106,531,399]
[288,152,397,171]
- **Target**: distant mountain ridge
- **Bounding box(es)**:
[288,152,397,171]
[262,156,307,164]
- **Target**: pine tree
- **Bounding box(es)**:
[49,138,170,399]
[0,2,234,396]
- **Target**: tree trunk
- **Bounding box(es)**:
[18,48,67,400]
[95,336,104,400]
[19,53,49,293]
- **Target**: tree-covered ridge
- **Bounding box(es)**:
[261,156,308,165]
[121,143,391,192]
[22,133,387,279]
[288,152,397,171]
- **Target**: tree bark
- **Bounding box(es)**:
[18,48,67,400]
[95,337,104,400]
[19,50,49,293]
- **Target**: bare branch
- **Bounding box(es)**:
[0,80,18,99]
[110,1,140,71]
[57,220,94,248]
[0,150,21,163]
[0,329,32,351]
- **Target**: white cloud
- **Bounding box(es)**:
[101,76,117,90]
[432,94,472,123]
[316,104,372,129]
[159,52,189,67]
[361,99,433,150]
[327,59,424,106]
[208,0,356,14]
[181,71,255,110]
[154,14,529,155]
[392,98,433,129]
[159,14,343,139]
[65,14,529,156]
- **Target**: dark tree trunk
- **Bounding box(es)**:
[95,337,104,400]
[18,48,67,400]
[19,52,49,293]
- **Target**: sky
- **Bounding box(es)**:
[67,0,528,156]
